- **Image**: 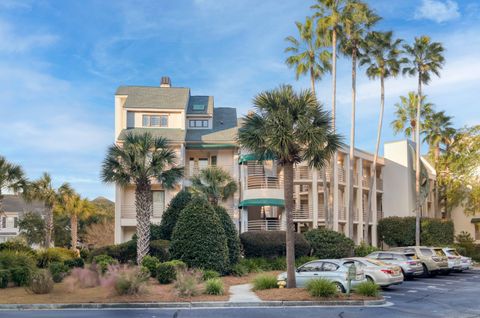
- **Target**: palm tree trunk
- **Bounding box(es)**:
[0,189,4,217]
[329,28,337,232]
[365,74,385,245]
[45,205,53,248]
[135,178,152,264]
[348,50,357,240]
[71,213,78,254]
[322,168,330,229]
[284,162,296,288]
[310,67,316,96]
[434,145,440,217]
[415,76,422,246]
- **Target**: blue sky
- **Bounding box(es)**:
[0,0,478,200]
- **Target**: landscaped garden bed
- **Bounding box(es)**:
[255,288,381,301]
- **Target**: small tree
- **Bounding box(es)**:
[18,212,46,245]
[84,220,114,248]
[157,190,191,240]
[170,197,228,273]
[190,166,237,206]
[213,205,240,268]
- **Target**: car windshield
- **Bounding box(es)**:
[405,253,417,260]
[434,249,446,256]
[447,249,460,256]
[393,254,407,261]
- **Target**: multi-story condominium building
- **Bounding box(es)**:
[113,78,438,246]
[0,195,45,243]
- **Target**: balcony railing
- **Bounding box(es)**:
[377,210,383,220]
[246,175,283,190]
[338,168,346,183]
[354,208,359,221]
[121,204,164,219]
[338,206,346,221]
[293,205,313,220]
[186,164,234,178]
[247,219,285,231]
[294,166,312,180]
[362,177,370,187]
[376,178,383,190]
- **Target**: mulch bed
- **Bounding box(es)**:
[255,288,381,301]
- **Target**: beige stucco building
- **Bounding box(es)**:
[113,78,441,246]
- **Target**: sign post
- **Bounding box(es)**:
[347,264,357,296]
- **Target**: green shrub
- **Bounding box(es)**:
[156,262,176,284]
[167,259,187,271]
[354,242,380,257]
[240,231,310,258]
[141,255,160,277]
[93,254,118,274]
[355,281,380,297]
[11,267,30,286]
[204,278,224,295]
[113,267,150,295]
[0,269,8,288]
[231,263,248,277]
[170,197,228,273]
[48,262,70,283]
[36,247,76,268]
[149,240,170,262]
[306,279,338,298]
[174,269,201,297]
[157,190,192,240]
[64,258,84,269]
[304,228,354,259]
[295,256,317,268]
[213,206,241,267]
[0,241,36,255]
[264,257,287,271]
[27,269,54,294]
[378,217,454,247]
[202,270,220,281]
[238,257,287,272]
[252,274,278,290]
[237,258,262,273]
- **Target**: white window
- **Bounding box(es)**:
[143,115,168,127]
[189,120,208,128]
[152,191,165,217]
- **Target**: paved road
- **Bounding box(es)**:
[1,270,480,318]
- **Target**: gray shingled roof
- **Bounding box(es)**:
[116,86,190,109]
[118,128,186,143]
[187,96,214,115]
[186,108,238,143]
[2,195,45,216]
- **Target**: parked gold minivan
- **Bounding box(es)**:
[389,246,449,277]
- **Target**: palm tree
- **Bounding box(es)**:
[359,30,404,244]
[190,166,238,206]
[101,132,183,264]
[391,92,433,142]
[238,85,342,288]
[340,1,379,239]
[423,110,455,217]
[0,155,26,215]
[285,15,332,228]
[26,173,68,247]
[403,35,445,246]
[55,185,95,254]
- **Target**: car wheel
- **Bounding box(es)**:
[334,282,345,293]
[422,264,431,278]
[366,276,374,283]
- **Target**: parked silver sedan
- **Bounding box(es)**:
[443,248,470,271]
[277,259,366,292]
[343,257,404,287]
[367,251,424,278]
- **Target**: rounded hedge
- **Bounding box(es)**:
[170,197,228,273]
[213,205,240,267]
[239,231,311,258]
[157,190,191,240]
[304,228,354,259]
[88,239,169,264]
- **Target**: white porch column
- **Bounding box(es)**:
[356,158,364,244]
[240,208,248,233]
[345,155,351,237]
[114,184,123,244]
[312,168,319,229]
[333,153,339,231]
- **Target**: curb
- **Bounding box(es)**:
[0,298,386,310]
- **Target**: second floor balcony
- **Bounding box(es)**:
[121,204,165,219]
[186,164,235,179]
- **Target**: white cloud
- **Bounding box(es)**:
[415,0,460,23]
[0,20,57,53]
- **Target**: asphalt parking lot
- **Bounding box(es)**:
[1,270,479,318]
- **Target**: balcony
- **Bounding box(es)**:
[186,164,234,178]
[121,204,165,219]
[247,219,285,231]
[362,176,370,188]
[377,210,383,220]
[293,205,313,220]
[338,168,346,184]
[376,178,383,191]
[354,208,359,222]
[338,206,346,221]
[294,166,312,180]
[318,204,325,220]
[246,175,283,190]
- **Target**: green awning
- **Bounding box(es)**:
[239,198,285,207]
[471,218,480,223]
[239,153,276,164]
[186,143,236,149]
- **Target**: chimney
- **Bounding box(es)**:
[160,76,171,88]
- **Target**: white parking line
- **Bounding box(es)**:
[407,290,418,293]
